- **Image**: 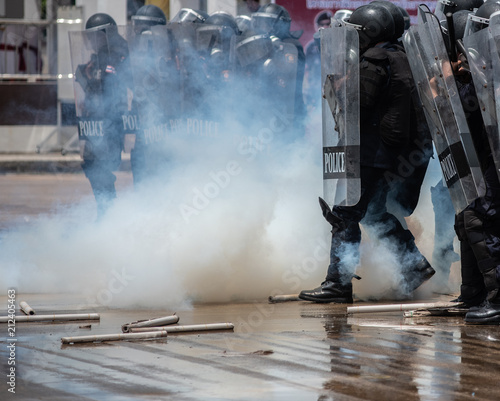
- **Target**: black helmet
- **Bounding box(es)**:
[398,7,411,30]
[132,5,166,27]
[441,9,470,40]
[315,10,333,29]
[85,13,116,31]
[371,1,405,40]
[170,8,208,24]
[345,4,395,49]
[435,0,484,17]
[206,11,240,35]
[251,4,292,38]
[465,1,500,35]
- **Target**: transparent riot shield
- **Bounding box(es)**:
[195,24,237,118]
[320,24,360,207]
[403,15,485,214]
[271,40,298,120]
[167,22,201,117]
[126,24,181,178]
[127,25,179,129]
[478,14,500,181]
[69,26,130,160]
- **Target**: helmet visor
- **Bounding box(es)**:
[463,12,489,38]
[171,9,206,24]
[251,13,276,35]
[236,34,272,67]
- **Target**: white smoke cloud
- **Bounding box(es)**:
[0,19,459,309]
[0,138,456,309]
[0,119,334,309]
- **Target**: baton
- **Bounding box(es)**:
[445,12,458,63]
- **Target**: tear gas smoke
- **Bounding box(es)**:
[0,151,455,308]
[0,125,330,308]
[0,17,457,308]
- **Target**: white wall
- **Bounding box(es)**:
[76,0,127,26]
[207,0,237,16]
[24,0,40,19]
[170,0,238,18]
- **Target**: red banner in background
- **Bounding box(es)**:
[275,0,438,48]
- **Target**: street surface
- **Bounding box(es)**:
[1,172,499,400]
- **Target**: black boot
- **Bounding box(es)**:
[464,300,500,324]
[464,254,500,324]
[401,257,436,294]
[299,281,353,303]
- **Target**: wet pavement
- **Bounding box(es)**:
[1,293,500,400]
[1,172,500,400]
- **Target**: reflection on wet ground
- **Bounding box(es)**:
[1,295,500,400]
[1,174,500,400]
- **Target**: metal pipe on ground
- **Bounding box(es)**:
[61,330,168,344]
[19,301,35,315]
[128,322,234,333]
[347,301,462,314]
[121,314,179,333]
[0,313,100,323]
[268,294,301,303]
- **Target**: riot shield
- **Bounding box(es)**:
[195,24,237,118]
[167,21,202,117]
[69,26,130,160]
[127,25,180,127]
[320,24,360,207]
[475,13,500,181]
[270,40,298,121]
[233,32,297,129]
[126,24,181,179]
[403,14,485,214]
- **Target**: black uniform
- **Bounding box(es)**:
[77,30,130,218]
[300,40,435,303]
[453,79,500,320]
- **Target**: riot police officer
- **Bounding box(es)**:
[167,8,208,117]
[454,2,500,323]
[299,3,435,303]
[128,4,169,186]
[74,13,130,219]
[197,11,241,118]
[251,4,306,134]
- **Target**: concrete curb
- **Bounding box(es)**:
[0,153,131,173]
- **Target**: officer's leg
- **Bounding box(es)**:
[82,158,117,219]
[464,165,500,323]
[299,167,381,303]
[463,209,500,323]
[363,178,435,295]
[130,145,146,187]
[454,211,487,307]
